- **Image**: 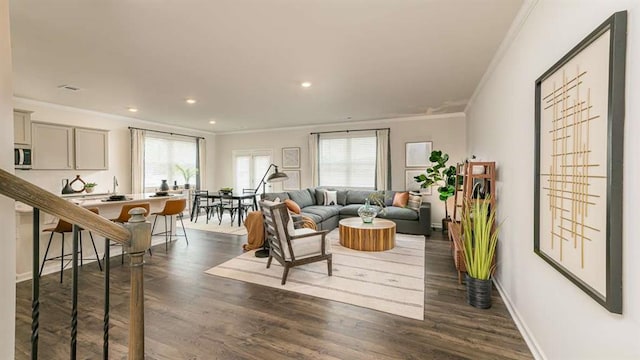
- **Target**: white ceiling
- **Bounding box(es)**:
[10,0,523,133]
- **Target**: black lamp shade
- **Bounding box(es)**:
[267,171,288,183]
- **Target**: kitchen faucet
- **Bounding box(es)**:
[113,176,118,194]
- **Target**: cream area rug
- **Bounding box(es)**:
[205,229,425,320]
[183,213,248,236]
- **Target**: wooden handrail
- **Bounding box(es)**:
[0,169,130,244]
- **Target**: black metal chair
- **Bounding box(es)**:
[192,190,219,223]
[239,188,257,223]
[217,191,237,225]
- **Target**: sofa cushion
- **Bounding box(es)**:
[299,211,323,224]
[383,191,397,206]
[302,205,341,219]
[284,199,301,214]
[324,190,338,205]
[392,192,409,207]
[316,188,348,205]
[379,206,419,221]
[262,192,290,202]
[407,194,422,212]
[288,189,315,208]
[339,204,362,217]
[346,190,374,204]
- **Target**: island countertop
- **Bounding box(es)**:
[15,192,184,213]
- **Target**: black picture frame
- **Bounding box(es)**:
[534,11,626,314]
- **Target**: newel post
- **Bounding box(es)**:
[124,207,151,360]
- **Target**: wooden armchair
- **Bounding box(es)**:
[260,201,332,285]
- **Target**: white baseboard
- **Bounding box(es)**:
[16,236,168,283]
[493,278,546,360]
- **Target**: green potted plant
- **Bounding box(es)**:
[461,195,500,309]
[84,182,97,193]
[414,150,458,230]
[175,165,198,189]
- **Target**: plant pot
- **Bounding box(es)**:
[465,274,492,309]
[85,187,95,193]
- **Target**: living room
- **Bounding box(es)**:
[2,0,640,359]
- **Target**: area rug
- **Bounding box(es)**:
[183,213,248,236]
[205,229,425,320]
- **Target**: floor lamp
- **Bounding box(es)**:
[255,164,288,258]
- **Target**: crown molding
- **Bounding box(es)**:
[217,112,466,136]
[464,0,540,114]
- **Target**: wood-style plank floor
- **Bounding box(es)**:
[15,229,532,360]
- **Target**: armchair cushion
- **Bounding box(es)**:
[283,228,331,260]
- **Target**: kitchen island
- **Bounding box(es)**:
[15,192,185,281]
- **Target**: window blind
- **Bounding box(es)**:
[318,133,376,188]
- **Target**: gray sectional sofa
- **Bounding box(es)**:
[262,188,431,236]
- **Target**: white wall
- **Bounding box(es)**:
[0,0,16,357]
[214,113,466,225]
[466,1,640,359]
[12,98,216,194]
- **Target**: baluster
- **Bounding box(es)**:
[71,225,79,360]
[124,208,151,360]
[31,208,40,360]
[103,238,110,360]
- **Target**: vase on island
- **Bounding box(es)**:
[160,180,170,191]
[357,198,379,223]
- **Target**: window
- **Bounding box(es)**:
[233,150,272,192]
[318,133,376,188]
[144,135,197,190]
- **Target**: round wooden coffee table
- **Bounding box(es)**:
[339,218,396,251]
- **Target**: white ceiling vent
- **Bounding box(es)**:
[57,84,81,91]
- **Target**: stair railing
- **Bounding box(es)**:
[0,169,150,360]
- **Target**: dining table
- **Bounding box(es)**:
[191,191,258,226]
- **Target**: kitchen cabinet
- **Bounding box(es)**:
[32,122,74,170]
[13,109,32,145]
[75,128,109,170]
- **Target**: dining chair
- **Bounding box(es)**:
[217,191,237,225]
[192,190,220,223]
[239,188,257,223]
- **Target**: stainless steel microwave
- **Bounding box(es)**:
[14,147,32,169]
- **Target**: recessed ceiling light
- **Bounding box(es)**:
[301,82,312,88]
[209,120,216,124]
[128,107,138,113]
[186,98,197,104]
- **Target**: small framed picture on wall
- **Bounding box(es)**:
[282,147,300,168]
[282,170,300,190]
[405,141,432,168]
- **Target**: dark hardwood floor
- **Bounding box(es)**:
[15,229,532,360]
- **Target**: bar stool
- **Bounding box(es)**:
[110,203,151,263]
[151,198,188,251]
[40,207,103,283]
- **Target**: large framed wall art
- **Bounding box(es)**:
[534,11,626,314]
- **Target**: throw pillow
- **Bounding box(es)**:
[407,193,422,212]
[324,190,338,206]
[392,192,409,207]
[284,199,301,214]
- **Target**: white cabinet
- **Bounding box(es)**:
[13,110,32,145]
[75,128,109,170]
[32,122,74,170]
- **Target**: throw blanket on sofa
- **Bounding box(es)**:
[242,211,317,251]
